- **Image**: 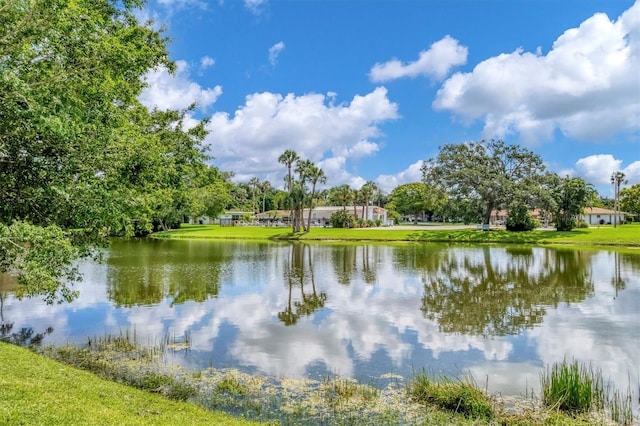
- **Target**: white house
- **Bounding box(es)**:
[256,206,389,226]
[578,207,627,225]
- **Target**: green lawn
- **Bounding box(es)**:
[0,343,259,426]
[152,223,640,247]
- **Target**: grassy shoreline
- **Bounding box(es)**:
[0,342,258,426]
[152,223,640,247]
[3,339,632,425]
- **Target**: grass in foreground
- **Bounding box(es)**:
[0,342,258,426]
[16,334,635,425]
[152,224,640,247]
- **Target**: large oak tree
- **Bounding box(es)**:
[422,140,547,225]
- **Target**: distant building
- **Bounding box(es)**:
[578,207,627,225]
[490,207,627,226]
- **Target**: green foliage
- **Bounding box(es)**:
[549,176,595,231]
[423,140,547,224]
[329,210,356,228]
[389,182,447,221]
[0,0,232,300]
[506,203,540,231]
[620,184,640,219]
[0,222,82,303]
[576,220,589,229]
[541,359,604,413]
[216,375,249,396]
[408,371,494,420]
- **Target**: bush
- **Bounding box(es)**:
[506,204,540,232]
[329,210,356,228]
[577,220,589,228]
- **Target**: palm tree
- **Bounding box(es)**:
[278,150,299,230]
[334,184,353,211]
[248,177,260,214]
[294,159,314,232]
[360,181,375,221]
[352,187,360,220]
[260,180,272,214]
[610,171,627,228]
[305,165,326,231]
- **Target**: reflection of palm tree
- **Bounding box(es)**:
[278,244,327,325]
[360,245,377,284]
[611,251,625,298]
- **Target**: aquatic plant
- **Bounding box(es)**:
[407,370,495,420]
[540,359,604,413]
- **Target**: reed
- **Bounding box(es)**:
[407,370,495,420]
[540,359,604,413]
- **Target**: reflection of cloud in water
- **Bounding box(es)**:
[2,243,638,400]
[530,252,640,396]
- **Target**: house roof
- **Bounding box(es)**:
[582,207,627,215]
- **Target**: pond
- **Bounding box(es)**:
[1,239,639,402]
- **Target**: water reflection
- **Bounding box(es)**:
[279,244,327,326]
[2,240,638,404]
[420,247,594,336]
[106,239,230,306]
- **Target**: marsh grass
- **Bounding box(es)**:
[31,334,636,425]
[541,359,635,425]
[216,374,249,395]
[407,370,495,420]
[609,386,634,425]
[541,359,604,413]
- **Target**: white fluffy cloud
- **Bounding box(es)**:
[375,160,424,194]
[206,87,399,186]
[369,35,468,82]
[268,41,285,67]
[139,60,222,111]
[572,154,640,186]
[434,2,640,144]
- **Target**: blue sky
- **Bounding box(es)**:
[138,0,639,196]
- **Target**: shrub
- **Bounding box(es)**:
[506,204,540,232]
[576,220,589,228]
[329,210,355,228]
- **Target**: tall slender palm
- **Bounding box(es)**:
[305,165,326,231]
[360,181,375,221]
[352,188,360,220]
[278,150,299,230]
[293,159,313,232]
[610,171,627,228]
[260,180,272,214]
[248,177,260,214]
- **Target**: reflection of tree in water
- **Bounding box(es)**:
[420,247,595,336]
[331,245,380,285]
[278,244,327,326]
[0,291,53,346]
[107,240,229,307]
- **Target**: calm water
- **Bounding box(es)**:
[2,239,639,399]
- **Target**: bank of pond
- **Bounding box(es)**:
[0,339,634,425]
[152,223,640,247]
[1,238,638,424]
